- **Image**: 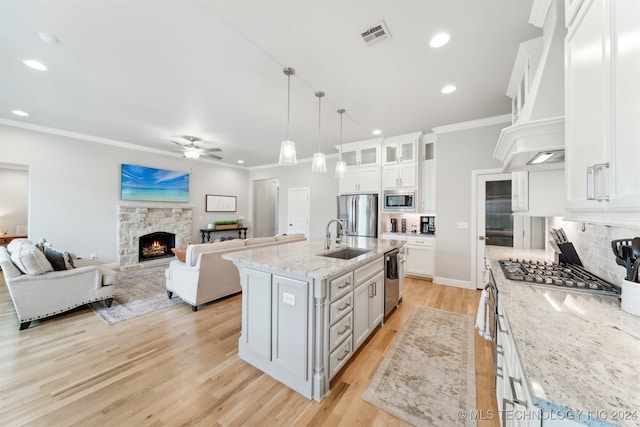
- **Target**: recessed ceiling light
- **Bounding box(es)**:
[372,129,382,136]
[12,110,29,117]
[237,160,244,164]
[429,33,450,48]
[23,59,47,71]
[441,85,457,94]
[37,32,59,45]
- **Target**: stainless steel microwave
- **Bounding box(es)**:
[383,190,416,212]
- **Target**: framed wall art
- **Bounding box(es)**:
[121,164,189,202]
[205,194,237,212]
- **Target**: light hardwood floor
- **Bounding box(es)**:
[0,273,498,426]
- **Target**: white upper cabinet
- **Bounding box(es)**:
[382,132,420,191]
[564,0,640,225]
[420,133,436,213]
[340,140,381,167]
[337,139,382,195]
[382,132,420,165]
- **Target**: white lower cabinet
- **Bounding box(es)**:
[353,264,384,350]
[405,236,435,278]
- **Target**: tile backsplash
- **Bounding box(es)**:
[546,217,640,286]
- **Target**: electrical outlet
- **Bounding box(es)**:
[90,253,97,260]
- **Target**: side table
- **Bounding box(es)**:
[199,227,248,243]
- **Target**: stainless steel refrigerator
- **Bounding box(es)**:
[337,194,378,237]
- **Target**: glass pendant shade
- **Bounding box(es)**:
[335,108,346,178]
[312,152,327,173]
[312,91,326,173]
[279,140,297,165]
[279,67,297,165]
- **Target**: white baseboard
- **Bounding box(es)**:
[434,276,474,290]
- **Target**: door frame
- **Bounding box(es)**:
[470,168,511,289]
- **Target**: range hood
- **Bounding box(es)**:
[494,116,565,172]
[494,0,566,172]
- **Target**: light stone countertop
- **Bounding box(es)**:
[487,246,640,427]
[223,237,403,280]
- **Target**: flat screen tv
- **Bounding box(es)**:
[121,164,189,202]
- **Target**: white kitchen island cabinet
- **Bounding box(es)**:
[224,237,401,402]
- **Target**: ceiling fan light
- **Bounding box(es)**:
[279,140,297,165]
[312,152,327,173]
[334,161,347,178]
[184,148,200,159]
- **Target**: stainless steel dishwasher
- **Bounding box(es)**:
[384,248,400,317]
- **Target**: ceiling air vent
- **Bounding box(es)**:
[360,20,391,46]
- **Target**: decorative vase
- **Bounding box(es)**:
[207,223,213,230]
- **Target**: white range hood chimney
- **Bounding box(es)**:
[494,0,566,172]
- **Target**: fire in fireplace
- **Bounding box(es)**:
[139,232,176,262]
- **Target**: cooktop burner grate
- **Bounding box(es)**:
[498,259,621,296]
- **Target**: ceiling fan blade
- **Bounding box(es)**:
[200,148,222,153]
[203,153,223,160]
[170,139,187,148]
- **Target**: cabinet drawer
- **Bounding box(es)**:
[330,292,353,324]
[354,258,383,285]
[330,271,353,302]
[329,333,353,379]
[329,312,353,352]
[406,236,435,247]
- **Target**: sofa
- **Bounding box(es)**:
[165,233,306,311]
[0,239,118,330]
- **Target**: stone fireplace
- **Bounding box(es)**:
[117,206,192,269]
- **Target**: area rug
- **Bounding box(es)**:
[89,266,181,324]
[362,306,476,427]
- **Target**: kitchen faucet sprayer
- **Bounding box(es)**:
[324,219,345,250]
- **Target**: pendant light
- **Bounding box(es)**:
[279,67,297,165]
[312,91,327,173]
[335,108,347,178]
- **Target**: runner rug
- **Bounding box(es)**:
[89,266,181,324]
[362,306,476,426]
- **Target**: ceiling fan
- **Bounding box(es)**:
[170,136,222,160]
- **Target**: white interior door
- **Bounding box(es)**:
[471,170,512,289]
[287,187,310,237]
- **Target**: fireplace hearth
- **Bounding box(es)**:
[139,232,175,262]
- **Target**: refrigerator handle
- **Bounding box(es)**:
[353,196,358,235]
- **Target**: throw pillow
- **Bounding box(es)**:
[171,247,187,263]
[10,247,54,275]
[6,239,34,254]
[43,246,75,271]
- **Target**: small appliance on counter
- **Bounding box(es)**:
[420,216,435,234]
[390,218,397,233]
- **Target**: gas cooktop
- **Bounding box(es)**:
[498,259,621,297]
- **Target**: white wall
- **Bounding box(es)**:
[0,166,29,234]
[249,158,340,240]
[434,122,505,285]
[0,125,249,264]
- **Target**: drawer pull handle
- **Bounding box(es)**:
[338,303,351,311]
[338,350,349,362]
[338,281,351,289]
[338,325,350,336]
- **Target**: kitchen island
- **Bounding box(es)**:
[487,246,640,427]
[223,237,403,402]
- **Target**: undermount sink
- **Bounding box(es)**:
[319,247,371,260]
